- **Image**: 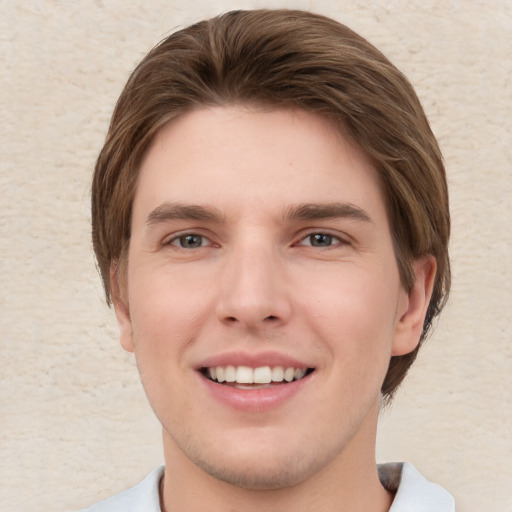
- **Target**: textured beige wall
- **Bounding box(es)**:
[1,1,511,511]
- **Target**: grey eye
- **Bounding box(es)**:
[176,234,205,248]
[308,233,334,247]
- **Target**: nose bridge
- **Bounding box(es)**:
[217,235,291,327]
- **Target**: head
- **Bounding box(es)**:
[92,9,450,402]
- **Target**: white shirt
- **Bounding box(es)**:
[79,462,455,511]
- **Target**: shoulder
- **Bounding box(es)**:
[379,462,456,512]
[77,466,164,512]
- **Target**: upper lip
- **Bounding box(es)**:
[196,351,313,370]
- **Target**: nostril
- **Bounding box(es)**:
[265,315,277,320]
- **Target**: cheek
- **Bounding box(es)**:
[126,270,212,420]
[297,264,400,358]
[127,268,212,356]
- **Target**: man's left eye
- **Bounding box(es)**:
[300,233,342,247]
[169,234,209,249]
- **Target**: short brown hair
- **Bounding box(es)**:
[92,9,450,400]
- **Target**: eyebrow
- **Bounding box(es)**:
[145,201,372,227]
[283,202,372,223]
[146,202,225,226]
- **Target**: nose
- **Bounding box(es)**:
[216,242,292,330]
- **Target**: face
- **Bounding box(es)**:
[114,107,432,490]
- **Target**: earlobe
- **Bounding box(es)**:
[391,256,437,356]
[110,262,135,353]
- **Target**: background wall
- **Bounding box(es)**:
[1,1,510,511]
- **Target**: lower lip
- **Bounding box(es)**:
[200,373,312,413]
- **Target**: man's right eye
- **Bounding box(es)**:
[168,234,210,249]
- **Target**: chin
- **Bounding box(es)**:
[195,455,315,490]
[180,436,334,491]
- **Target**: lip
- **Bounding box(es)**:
[199,369,313,413]
[195,351,315,413]
[196,350,310,370]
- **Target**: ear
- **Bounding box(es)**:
[392,256,437,356]
[110,262,135,353]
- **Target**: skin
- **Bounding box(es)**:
[112,106,435,512]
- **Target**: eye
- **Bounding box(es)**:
[299,233,344,247]
[168,233,210,249]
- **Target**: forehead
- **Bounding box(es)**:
[132,106,386,225]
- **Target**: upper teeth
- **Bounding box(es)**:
[207,366,307,384]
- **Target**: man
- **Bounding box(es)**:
[84,9,454,511]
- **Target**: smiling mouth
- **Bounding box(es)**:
[201,365,314,388]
